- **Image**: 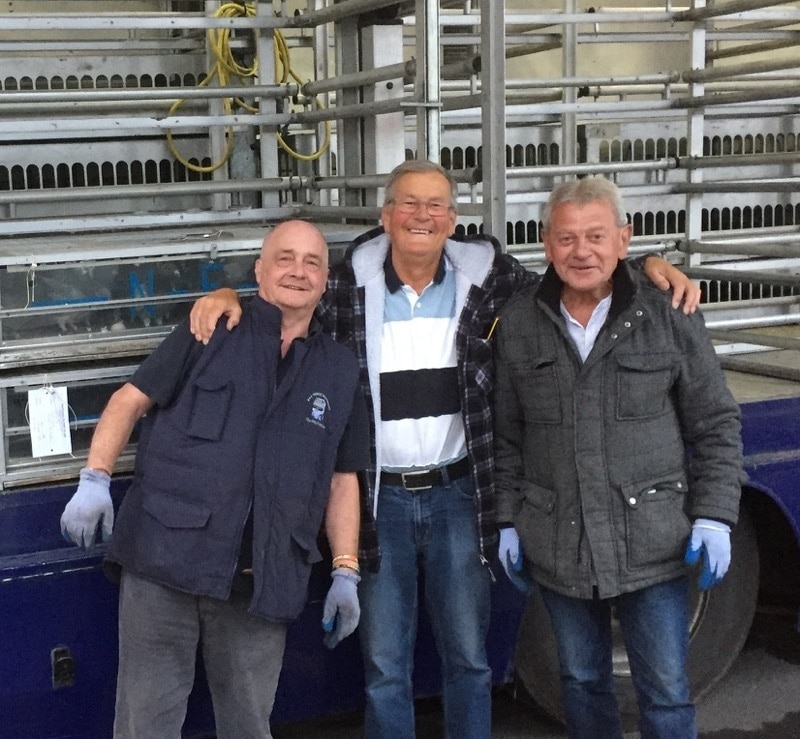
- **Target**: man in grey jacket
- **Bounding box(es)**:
[494,178,744,739]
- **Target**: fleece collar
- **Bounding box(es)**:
[347,226,498,290]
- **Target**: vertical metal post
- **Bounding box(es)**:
[256,0,280,208]
[0,388,8,485]
[334,14,364,208]
[206,0,230,211]
[561,0,578,169]
[415,0,441,162]
[481,0,507,242]
[362,23,406,206]
[313,0,331,206]
[686,0,707,267]
[229,0,259,210]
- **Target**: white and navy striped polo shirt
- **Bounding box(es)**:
[379,252,467,471]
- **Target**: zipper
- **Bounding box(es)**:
[480,554,497,583]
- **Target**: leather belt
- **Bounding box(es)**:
[381,458,470,491]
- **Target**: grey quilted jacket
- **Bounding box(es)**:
[493,261,744,599]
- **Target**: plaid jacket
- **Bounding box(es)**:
[315,226,537,570]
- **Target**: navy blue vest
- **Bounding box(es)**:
[108,297,360,621]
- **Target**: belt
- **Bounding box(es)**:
[381,458,470,491]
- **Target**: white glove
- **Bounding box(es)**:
[60,468,113,550]
[684,518,732,590]
[498,526,532,593]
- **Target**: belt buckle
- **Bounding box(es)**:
[401,471,432,491]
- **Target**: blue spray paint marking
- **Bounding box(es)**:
[129,269,155,318]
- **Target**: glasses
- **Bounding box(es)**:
[388,199,453,217]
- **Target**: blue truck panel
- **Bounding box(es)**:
[0,479,526,736]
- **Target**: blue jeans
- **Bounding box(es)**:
[359,475,492,739]
[539,577,696,739]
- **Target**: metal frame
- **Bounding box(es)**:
[0,0,797,486]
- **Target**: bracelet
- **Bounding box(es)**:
[332,554,359,565]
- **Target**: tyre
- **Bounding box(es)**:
[513,506,759,729]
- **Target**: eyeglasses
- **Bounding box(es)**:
[387,199,453,217]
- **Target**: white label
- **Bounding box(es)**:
[28,386,73,457]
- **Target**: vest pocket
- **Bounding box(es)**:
[128,489,215,593]
[143,490,212,529]
[290,530,323,566]
[271,531,324,619]
[187,377,233,440]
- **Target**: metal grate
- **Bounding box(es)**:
[0,72,203,91]
[700,278,800,305]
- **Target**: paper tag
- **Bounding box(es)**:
[28,386,73,457]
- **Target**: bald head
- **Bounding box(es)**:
[260,220,329,267]
[255,220,329,319]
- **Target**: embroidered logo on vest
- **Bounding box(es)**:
[307,392,330,428]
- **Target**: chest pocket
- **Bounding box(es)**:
[615,353,676,420]
[186,376,233,441]
[511,357,562,425]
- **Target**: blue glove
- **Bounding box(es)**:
[322,568,360,649]
[498,526,532,594]
[684,518,732,590]
[60,468,114,550]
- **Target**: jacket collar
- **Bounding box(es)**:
[248,295,283,335]
[251,294,322,342]
[538,260,637,320]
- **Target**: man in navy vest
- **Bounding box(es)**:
[60,220,369,738]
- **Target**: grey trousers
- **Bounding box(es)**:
[114,570,287,739]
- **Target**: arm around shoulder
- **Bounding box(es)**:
[642,255,701,314]
[189,287,243,344]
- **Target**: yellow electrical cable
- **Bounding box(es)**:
[165,2,330,173]
[272,26,331,162]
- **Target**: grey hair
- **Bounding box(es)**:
[541,177,628,231]
[383,159,458,211]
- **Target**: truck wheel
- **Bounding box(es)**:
[513,506,759,728]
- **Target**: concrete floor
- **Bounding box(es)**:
[272,607,800,738]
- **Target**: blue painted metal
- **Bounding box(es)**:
[741,396,800,542]
[740,395,800,631]
[0,478,526,736]
[1,397,794,736]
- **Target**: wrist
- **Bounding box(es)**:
[80,467,111,485]
[331,568,360,584]
[693,518,731,533]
